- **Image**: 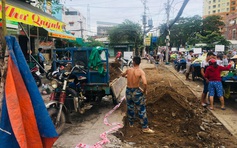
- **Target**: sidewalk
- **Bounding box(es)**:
[166,64,237,138]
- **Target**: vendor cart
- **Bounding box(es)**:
[222,72,237,99]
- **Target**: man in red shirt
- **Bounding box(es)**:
[204,59,234,110]
[116,51,122,61]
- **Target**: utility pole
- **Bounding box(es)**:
[142,0,147,57]
[87,4,90,37]
[2,0,6,36]
[165,0,171,64]
[0,0,8,119]
[1,0,6,55]
[79,21,83,39]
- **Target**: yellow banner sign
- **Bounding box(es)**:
[0,2,64,32]
[145,37,151,46]
[48,32,76,40]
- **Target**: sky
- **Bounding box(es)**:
[63,0,203,35]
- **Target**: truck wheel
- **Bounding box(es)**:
[96,90,105,103]
[48,107,66,135]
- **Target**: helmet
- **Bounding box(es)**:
[209,58,216,65]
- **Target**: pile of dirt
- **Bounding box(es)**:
[114,65,237,147]
[109,61,122,81]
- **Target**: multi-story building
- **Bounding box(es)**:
[203,0,237,39]
[41,0,87,39]
[97,21,118,36]
[64,7,87,39]
[226,13,237,40]
[203,0,232,17]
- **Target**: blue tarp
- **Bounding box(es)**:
[0,36,58,148]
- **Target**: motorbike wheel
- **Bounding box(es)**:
[34,74,42,87]
[46,71,53,80]
[48,107,66,135]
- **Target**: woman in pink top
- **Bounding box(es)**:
[204,58,234,110]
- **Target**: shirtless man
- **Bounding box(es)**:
[121,56,154,134]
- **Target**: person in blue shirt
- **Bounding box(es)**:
[149,50,154,56]
[38,48,45,75]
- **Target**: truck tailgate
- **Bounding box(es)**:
[110,76,127,99]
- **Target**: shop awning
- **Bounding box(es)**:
[0,0,65,32]
[45,28,76,40]
[76,38,84,45]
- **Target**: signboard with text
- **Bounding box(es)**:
[0,2,64,31]
[179,48,186,52]
[215,45,225,52]
[171,47,177,51]
[193,48,202,54]
[0,19,18,28]
[145,37,151,46]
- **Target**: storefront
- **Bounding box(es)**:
[0,0,76,61]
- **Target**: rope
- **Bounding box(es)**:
[75,96,125,148]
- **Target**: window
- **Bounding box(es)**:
[232,1,236,5]
[213,10,216,13]
[232,29,236,39]
[213,0,216,3]
[213,5,216,8]
[208,11,211,14]
[227,2,229,5]
[69,21,74,26]
[65,11,78,15]
[218,4,220,7]
[218,9,220,12]
[231,7,235,11]
[227,8,229,11]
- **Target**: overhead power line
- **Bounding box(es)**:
[65,5,163,9]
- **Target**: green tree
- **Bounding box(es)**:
[171,15,202,47]
[108,20,143,56]
[202,15,225,34]
[86,37,104,47]
[159,15,202,48]
[195,15,229,50]
[196,31,230,50]
[158,15,229,50]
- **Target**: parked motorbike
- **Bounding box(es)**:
[46,61,67,80]
[121,56,133,69]
[31,65,42,87]
[46,65,89,134]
